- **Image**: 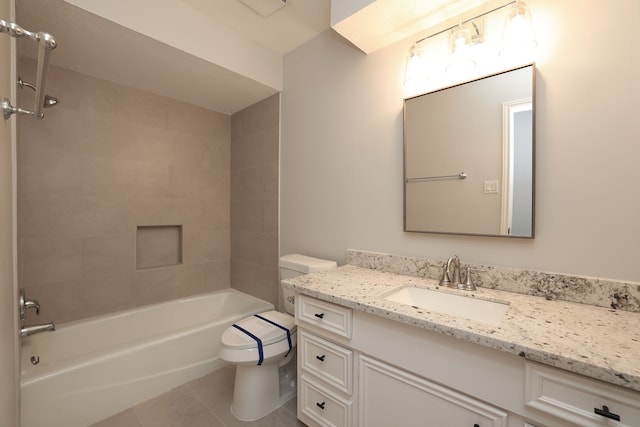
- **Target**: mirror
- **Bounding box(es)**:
[404,64,535,238]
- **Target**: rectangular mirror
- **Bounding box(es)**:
[404,64,535,238]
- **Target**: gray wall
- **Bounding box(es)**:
[281,0,640,282]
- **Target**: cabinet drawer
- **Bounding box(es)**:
[300,331,353,394]
[525,362,640,427]
[297,295,352,339]
[300,375,352,427]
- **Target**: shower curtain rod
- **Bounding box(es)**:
[1,19,57,120]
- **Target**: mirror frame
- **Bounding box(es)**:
[403,64,536,238]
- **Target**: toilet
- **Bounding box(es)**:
[220,254,337,421]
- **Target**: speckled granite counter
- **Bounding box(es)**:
[283,265,640,392]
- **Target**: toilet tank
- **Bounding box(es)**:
[279,254,337,314]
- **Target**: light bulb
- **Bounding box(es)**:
[404,43,429,88]
[500,0,537,59]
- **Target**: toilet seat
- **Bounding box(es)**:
[220,311,297,365]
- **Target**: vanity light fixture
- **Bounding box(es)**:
[403,0,536,87]
[500,0,537,58]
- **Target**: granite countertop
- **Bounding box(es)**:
[284,265,640,392]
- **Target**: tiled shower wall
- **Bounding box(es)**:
[18,59,232,323]
[230,95,280,307]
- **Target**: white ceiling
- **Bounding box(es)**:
[16,0,331,114]
[180,0,332,55]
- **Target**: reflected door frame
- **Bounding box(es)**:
[500,98,532,235]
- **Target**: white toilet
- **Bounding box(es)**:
[220,254,337,421]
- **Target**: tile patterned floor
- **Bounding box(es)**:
[90,365,306,427]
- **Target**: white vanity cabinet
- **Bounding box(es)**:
[295,293,640,427]
[296,294,510,427]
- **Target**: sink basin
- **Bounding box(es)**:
[384,286,509,326]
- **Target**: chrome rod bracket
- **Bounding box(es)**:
[3,98,38,120]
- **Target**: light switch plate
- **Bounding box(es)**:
[484,180,499,194]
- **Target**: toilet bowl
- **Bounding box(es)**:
[219,254,336,421]
[220,311,297,421]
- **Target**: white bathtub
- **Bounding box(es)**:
[20,289,273,427]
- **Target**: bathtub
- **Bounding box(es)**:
[20,289,273,427]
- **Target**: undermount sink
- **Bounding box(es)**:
[384,286,509,326]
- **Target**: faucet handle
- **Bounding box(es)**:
[19,289,41,322]
[462,266,476,291]
[25,300,41,316]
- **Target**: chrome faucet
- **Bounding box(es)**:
[21,322,55,337]
[439,257,478,291]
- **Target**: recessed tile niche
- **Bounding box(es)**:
[136,225,183,270]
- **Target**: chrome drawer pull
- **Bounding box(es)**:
[316,401,326,410]
[316,354,326,362]
[594,405,620,421]
[314,312,325,319]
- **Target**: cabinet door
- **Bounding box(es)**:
[358,355,508,427]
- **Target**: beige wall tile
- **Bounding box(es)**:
[80,156,140,196]
[230,127,279,171]
[133,266,178,306]
[17,64,280,324]
[203,261,230,290]
[183,229,229,265]
[19,147,83,195]
[263,199,278,235]
[78,272,135,318]
[200,199,230,231]
[133,160,171,197]
[25,280,84,324]
[18,106,79,153]
[231,200,264,233]
[20,238,82,286]
[19,63,233,322]
[174,264,207,296]
[230,94,280,304]
[82,235,135,279]
[230,260,278,305]
[232,93,279,138]
[167,101,230,138]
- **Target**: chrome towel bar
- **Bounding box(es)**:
[406,172,467,182]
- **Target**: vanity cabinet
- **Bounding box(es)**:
[295,294,639,427]
[296,295,509,427]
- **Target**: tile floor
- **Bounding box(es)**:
[90,365,306,427]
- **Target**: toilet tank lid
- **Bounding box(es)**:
[279,254,337,273]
